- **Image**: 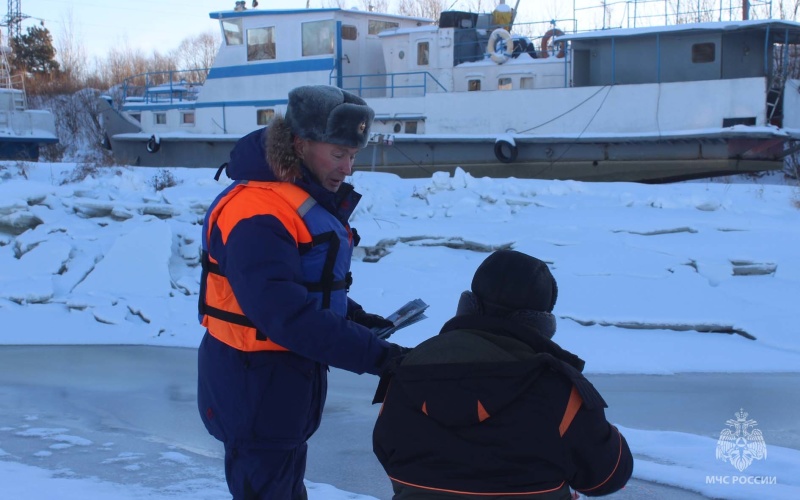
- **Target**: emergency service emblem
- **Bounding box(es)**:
[715,409,767,472]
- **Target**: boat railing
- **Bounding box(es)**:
[571,0,775,31]
[122,68,209,105]
[336,71,448,98]
[465,17,578,61]
[0,44,27,108]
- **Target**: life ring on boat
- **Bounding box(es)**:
[146,135,161,153]
[494,139,518,163]
[487,28,514,64]
[540,28,565,58]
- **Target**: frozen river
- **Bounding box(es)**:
[1,345,797,499]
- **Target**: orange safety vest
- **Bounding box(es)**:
[198,181,354,352]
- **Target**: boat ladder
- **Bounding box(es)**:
[766,74,786,123]
[12,92,26,110]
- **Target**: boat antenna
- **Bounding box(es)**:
[509,0,522,32]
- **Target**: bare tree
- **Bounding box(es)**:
[397,0,447,20]
[458,0,488,13]
[358,0,390,12]
[775,0,800,19]
[172,31,220,71]
[94,40,177,94]
[55,8,88,86]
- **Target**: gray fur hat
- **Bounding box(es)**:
[284,85,374,149]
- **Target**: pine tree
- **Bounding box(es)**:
[11,25,60,75]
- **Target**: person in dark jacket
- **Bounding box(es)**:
[373,250,633,499]
[197,85,410,500]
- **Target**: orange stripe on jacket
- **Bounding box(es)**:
[578,426,625,493]
[477,400,490,422]
[389,476,568,497]
[559,385,582,437]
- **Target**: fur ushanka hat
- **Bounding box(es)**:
[266,85,374,181]
[285,85,374,149]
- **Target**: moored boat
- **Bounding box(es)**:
[0,39,58,160]
[98,1,800,182]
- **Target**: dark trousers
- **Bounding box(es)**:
[224,442,309,500]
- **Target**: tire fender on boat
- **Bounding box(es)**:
[494,138,518,163]
[146,135,161,153]
[540,28,565,58]
[488,28,514,64]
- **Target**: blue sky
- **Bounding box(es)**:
[17,0,288,60]
[19,0,773,63]
[18,0,571,62]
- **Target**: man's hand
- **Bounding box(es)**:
[351,308,393,329]
[372,343,413,403]
[377,343,412,377]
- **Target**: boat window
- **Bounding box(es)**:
[405,121,418,134]
[222,19,243,46]
[498,77,513,90]
[257,109,275,125]
[393,122,402,133]
[417,42,430,66]
[247,27,276,61]
[722,117,756,127]
[468,79,481,91]
[129,113,141,123]
[692,43,715,63]
[303,20,335,56]
[369,20,399,35]
[154,113,167,125]
[342,25,358,40]
[520,77,534,89]
[181,112,195,126]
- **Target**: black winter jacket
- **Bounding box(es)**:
[372,313,633,499]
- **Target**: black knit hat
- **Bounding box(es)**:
[285,85,374,149]
[471,250,558,315]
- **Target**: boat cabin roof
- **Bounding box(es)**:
[208,7,432,24]
[378,25,439,37]
[560,19,800,42]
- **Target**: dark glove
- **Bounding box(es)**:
[351,308,394,329]
[376,343,412,376]
[372,343,413,404]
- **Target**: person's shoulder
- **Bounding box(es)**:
[216,182,303,223]
[403,329,519,366]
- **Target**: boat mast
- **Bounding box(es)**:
[510,0,521,30]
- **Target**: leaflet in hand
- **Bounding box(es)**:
[372,298,429,340]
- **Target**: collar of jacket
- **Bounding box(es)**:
[439,314,585,372]
[293,165,361,224]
